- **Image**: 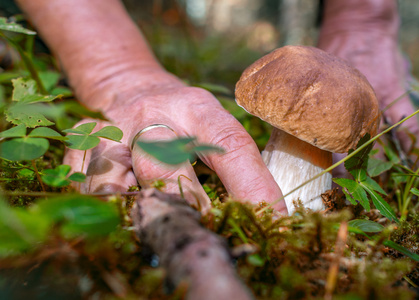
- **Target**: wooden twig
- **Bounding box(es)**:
[131,189,254,300]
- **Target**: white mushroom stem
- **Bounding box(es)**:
[261,128,332,215]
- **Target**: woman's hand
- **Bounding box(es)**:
[318,0,419,177]
[318,0,419,154]
[63,69,287,213]
[15,0,287,213]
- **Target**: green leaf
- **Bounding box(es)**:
[344,134,373,173]
[0,199,49,257]
[348,219,384,233]
[5,79,59,127]
[347,226,371,238]
[366,188,399,223]
[28,127,67,141]
[62,101,107,120]
[382,144,401,164]
[203,184,217,199]
[90,126,123,142]
[0,137,49,161]
[333,178,370,210]
[39,71,61,92]
[0,124,26,138]
[411,188,419,196]
[246,254,265,267]
[350,184,370,211]
[41,165,72,187]
[0,17,37,35]
[333,178,358,205]
[137,137,224,166]
[40,165,85,187]
[17,168,35,179]
[12,78,37,101]
[367,157,393,177]
[63,122,97,135]
[65,134,100,150]
[138,139,193,165]
[33,195,120,237]
[14,94,58,104]
[383,240,419,262]
[51,86,73,97]
[6,103,55,127]
[362,176,387,195]
[0,72,20,83]
[68,172,86,183]
[352,168,367,182]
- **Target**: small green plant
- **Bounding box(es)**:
[41,164,85,188]
[63,121,123,173]
[1,12,419,300]
[0,18,123,191]
[0,195,120,257]
[63,122,123,151]
[0,124,66,161]
[334,134,399,223]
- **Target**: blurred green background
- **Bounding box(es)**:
[1,0,418,148]
[1,0,418,90]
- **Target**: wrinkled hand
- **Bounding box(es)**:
[63,69,287,213]
[318,0,419,176]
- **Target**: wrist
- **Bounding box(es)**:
[320,0,399,36]
[76,66,185,113]
[16,0,182,110]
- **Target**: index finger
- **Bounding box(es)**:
[194,108,288,214]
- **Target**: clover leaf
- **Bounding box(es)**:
[63,122,123,150]
[41,165,86,187]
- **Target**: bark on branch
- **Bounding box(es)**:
[131,188,254,300]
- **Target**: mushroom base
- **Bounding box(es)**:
[262,129,333,215]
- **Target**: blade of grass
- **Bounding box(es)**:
[257,109,419,215]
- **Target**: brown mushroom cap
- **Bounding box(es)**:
[235,45,380,153]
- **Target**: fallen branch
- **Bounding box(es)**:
[131,188,254,300]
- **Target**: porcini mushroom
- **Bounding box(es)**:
[235,45,380,215]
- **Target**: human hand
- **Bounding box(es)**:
[318,0,419,175]
[63,69,287,214]
[15,0,286,213]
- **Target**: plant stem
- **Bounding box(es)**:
[0,33,48,94]
[400,167,419,221]
[177,174,192,199]
[31,159,46,194]
[80,150,87,173]
[78,150,87,191]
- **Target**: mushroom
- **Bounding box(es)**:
[235,45,380,215]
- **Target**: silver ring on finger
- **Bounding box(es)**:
[130,124,177,150]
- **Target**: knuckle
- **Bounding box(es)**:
[209,126,255,157]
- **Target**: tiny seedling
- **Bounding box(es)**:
[63,122,123,173]
[41,164,86,188]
